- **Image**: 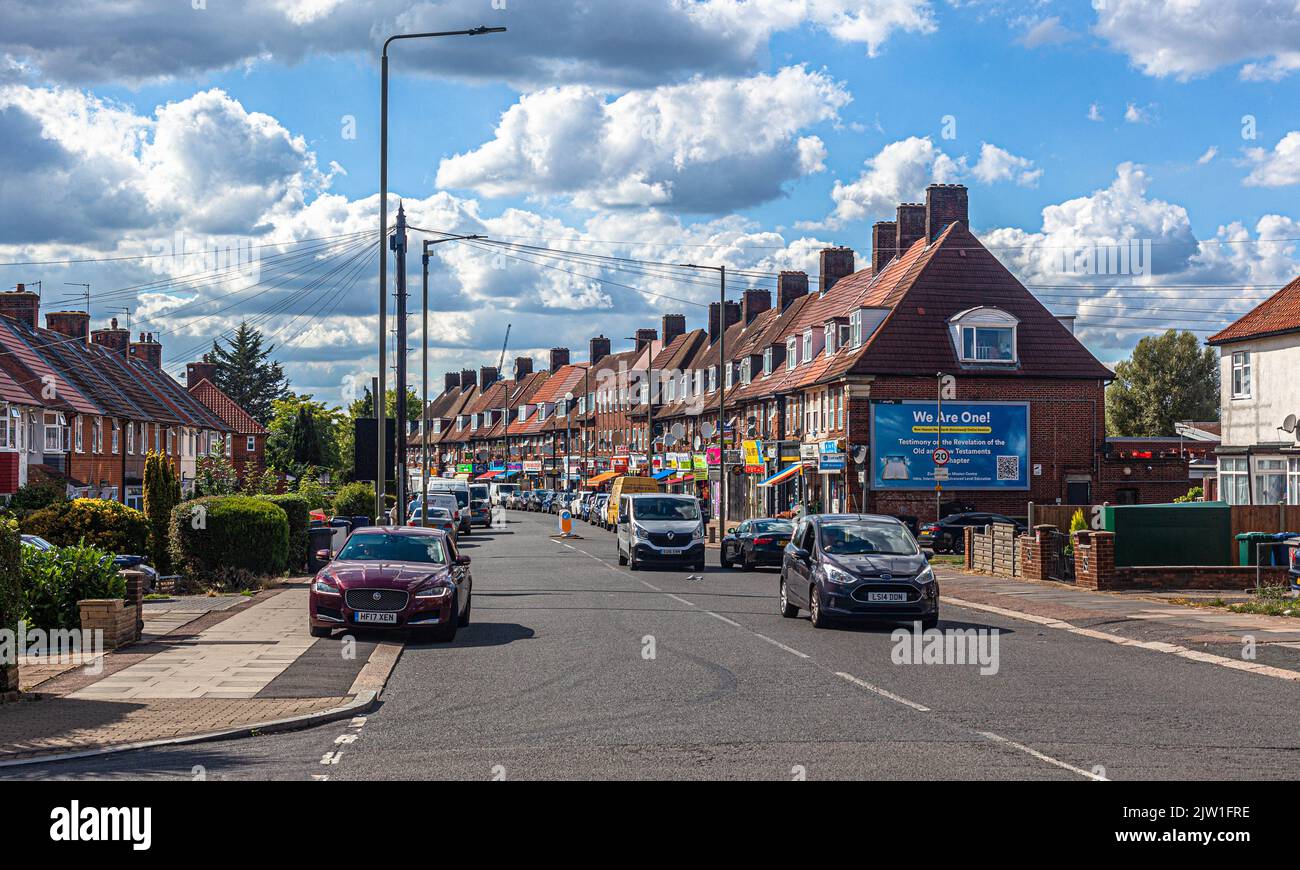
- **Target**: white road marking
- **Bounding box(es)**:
[311,774,329,781]
[946,595,1300,683]
[752,632,810,659]
[334,733,358,745]
[978,731,1109,781]
[319,751,343,765]
[703,610,742,628]
[835,672,931,712]
[666,594,696,607]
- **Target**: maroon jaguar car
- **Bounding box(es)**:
[309,526,472,643]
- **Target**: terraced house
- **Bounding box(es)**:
[417,185,1186,525]
[0,285,258,506]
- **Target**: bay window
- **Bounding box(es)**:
[1220,457,1249,505]
[1254,458,1287,505]
[43,412,68,453]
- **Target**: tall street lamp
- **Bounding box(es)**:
[377,24,506,519]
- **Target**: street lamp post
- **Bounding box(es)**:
[627,335,655,475]
[418,235,481,526]
[682,263,726,537]
[377,24,505,520]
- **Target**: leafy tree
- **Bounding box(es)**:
[194,452,240,497]
[1106,330,1219,437]
[266,394,343,473]
[143,452,181,573]
[332,481,376,519]
[208,322,290,426]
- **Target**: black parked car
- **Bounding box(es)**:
[917,512,1025,553]
[721,518,794,569]
[780,514,938,630]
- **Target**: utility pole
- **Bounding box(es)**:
[681,263,727,534]
[377,24,506,522]
[935,371,944,523]
[393,204,409,519]
[421,234,481,525]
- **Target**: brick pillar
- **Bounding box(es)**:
[122,569,146,642]
[963,526,975,571]
[1020,525,1053,582]
[1073,530,1116,590]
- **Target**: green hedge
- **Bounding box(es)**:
[257,493,310,573]
[170,496,289,580]
[22,499,150,555]
[332,481,374,519]
[20,543,125,630]
[0,518,20,630]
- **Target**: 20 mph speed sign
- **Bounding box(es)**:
[932,447,950,466]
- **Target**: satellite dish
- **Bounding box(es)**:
[852,445,868,464]
[671,422,685,441]
[700,422,716,438]
[1282,414,1298,434]
[693,435,701,450]
[475,449,489,462]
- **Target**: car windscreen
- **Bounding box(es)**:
[818,521,918,556]
[337,533,447,564]
[632,497,701,521]
[752,520,793,534]
[469,486,489,500]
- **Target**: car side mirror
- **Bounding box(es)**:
[925,550,935,562]
[455,555,471,565]
[619,513,629,524]
[792,547,811,562]
[316,549,333,563]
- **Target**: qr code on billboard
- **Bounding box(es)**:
[996,455,1019,481]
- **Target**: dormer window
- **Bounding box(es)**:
[786,336,798,370]
[950,307,1019,364]
[709,366,718,392]
[824,323,837,354]
[762,348,773,376]
[741,358,752,384]
[802,328,813,363]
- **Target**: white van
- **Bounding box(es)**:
[490,481,520,506]
[616,493,706,571]
[416,478,472,535]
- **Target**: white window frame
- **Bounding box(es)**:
[1254,457,1287,505]
[1231,351,1252,399]
[1220,456,1249,505]
[950,307,1020,364]
[786,337,798,370]
[1289,458,1300,505]
[246,435,256,453]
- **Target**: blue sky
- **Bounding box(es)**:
[2,1,1299,404]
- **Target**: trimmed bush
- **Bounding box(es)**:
[332,481,374,519]
[144,452,181,574]
[22,499,149,555]
[9,478,65,515]
[20,543,125,630]
[257,493,310,573]
[170,496,289,582]
[0,519,17,690]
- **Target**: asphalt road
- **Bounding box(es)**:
[8,509,1300,781]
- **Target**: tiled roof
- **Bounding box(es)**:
[188,378,267,435]
[1208,275,1300,345]
[0,319,97,414]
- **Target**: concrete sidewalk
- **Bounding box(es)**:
[0,584,401,764]
[938,566,1300,675]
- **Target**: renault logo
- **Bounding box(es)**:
[666,532,675,541]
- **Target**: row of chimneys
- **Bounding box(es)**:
[436,185,970,398]
[0,285,164,368]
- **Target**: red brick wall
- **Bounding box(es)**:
[1096,456,1192,505]
[233,433,265,482]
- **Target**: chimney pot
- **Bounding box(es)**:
[589,335,611,366]
[186,360,218,390]
[548,347,570,372]
[777,272,808,311]
[896,204,926,260]
[925,183,969,241]
[478,366,499,390]
[634,328,657,354]
[513,356,534,381]
[45,310,90,344]
[741,289,771,324]
[444,371,461,394]
[0,288,41,329]
[459,368,476,390]
[661,314,686,345]
[872,221,898,274]
[819,247,856,294]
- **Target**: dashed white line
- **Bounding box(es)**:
[752,632,810,659]
[978,731,1109,781]
[835,672,931,712]
[666,593,695,607]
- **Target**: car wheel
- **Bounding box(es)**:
[809,585,830,629]
[742,549,755,571]
[309,624,332,638]
[921,612,938,631]
[458,586,472,627]
[779,580,798,618]
[628,549,639,571]
[618,547,628,566]
[693,559,705,572]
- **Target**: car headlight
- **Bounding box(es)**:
[691,524,704,541]
[916,565,935,586]
[415,584,452,599]
[824,565,856,585]
[633,524,651,540]
[313,577,340,595]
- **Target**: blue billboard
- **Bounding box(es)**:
[869,400,1030,490]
